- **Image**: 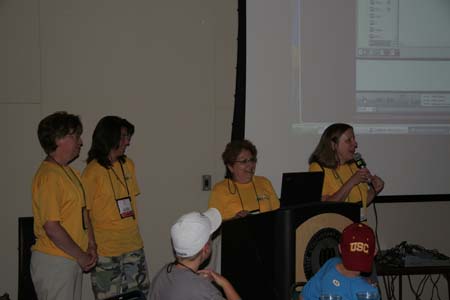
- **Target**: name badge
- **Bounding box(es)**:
[116,196,135,219]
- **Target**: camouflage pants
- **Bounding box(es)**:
[91,248,150,300]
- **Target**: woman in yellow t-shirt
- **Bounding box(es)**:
[309,123,384,209]
[208,139,280,221]
[82,116,149,299]
[31,111,97,300]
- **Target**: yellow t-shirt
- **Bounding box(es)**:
[82,158,143,256]
[208,176,280,221]
[32,161,88,259]
[309,162,369,207]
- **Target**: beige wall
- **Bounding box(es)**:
[1,0,237,299]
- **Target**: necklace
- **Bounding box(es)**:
[175,261,197,274]
[166,261,197,275]
[227,178,260,211]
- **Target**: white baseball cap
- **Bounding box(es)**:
[171,208,222,258]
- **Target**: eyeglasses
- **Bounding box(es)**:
[234,157,257,164]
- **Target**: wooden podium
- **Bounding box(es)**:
[221,202,360,300]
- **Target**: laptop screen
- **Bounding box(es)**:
[280,171,324,208]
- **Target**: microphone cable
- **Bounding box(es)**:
[373,200,381,254]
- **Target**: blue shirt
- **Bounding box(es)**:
[301,257,379,300]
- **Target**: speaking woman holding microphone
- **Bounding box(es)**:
[308,123,384,220]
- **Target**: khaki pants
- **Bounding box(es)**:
[30,251,82,300]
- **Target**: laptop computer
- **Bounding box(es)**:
[280,171,324,208]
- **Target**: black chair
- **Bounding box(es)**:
[18,217,37,300]
[104,290,146,300]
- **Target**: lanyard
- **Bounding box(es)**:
[107,161,131,199]
[332,164,365,205]
[46,156,86,206]
[228,178,262,211]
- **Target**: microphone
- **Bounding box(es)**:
[353,152,367,169]
[353,152,374,189]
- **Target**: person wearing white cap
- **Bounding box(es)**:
[148,208,241,300]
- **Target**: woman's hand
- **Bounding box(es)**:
[198,269,227,286]
[370,174,384,194]
[87,242,98,266]
[77,251,97,272]
[233,210,250,219]
[198,269,241,300]
[350,168,372,186]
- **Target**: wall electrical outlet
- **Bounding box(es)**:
[202,175,211,191]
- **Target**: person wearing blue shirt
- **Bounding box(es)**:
[300,223,379,300]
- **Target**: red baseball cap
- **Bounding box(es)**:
[340,222,376,273]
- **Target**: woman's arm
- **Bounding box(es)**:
[44,221,96,271]
[325,168,371,203]
[366,174,385,205]
[198,269,241,300]
[85,210,98,263]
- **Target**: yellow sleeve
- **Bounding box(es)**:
[208,180,243,220]
[208,184,227,218]
[309,162,332,197]
[125,158,140,196]
[35,172,62,223]
[309,162,322,172]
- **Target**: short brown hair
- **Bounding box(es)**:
[37,111,82,155]
[222,139,257,178]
